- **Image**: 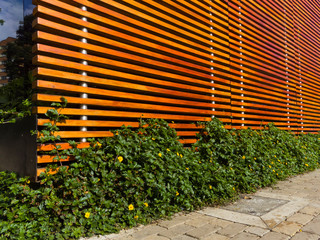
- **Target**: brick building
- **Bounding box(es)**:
[0,37,15,87]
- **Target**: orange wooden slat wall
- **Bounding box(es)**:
[32,0,320,172]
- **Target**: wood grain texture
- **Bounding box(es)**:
[32,0,320,174]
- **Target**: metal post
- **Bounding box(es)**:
[80,5,88,142]
[284,8,290,130]
[209,2,215,119]
[239,1,244,127]
[299,52,303,132]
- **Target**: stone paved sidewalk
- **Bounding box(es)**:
[83,169,320,240]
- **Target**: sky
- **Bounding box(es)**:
[0,0,33,41]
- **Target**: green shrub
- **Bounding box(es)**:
[0,117,320,239]
[0,119,201,239]
[194,118,320,193]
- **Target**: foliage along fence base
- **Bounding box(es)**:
[0,115,37,180]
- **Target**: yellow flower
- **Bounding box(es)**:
[186,167,189,170]
[118,156,123,162]
[96,142,102,148]
[199,161,202,164]
[167,148,170,152]
[210,160,212,163]
[152,138,155,140]
[274,155,277,158]
[305,163,309,167]
[177,152,180,156]
[209,185,212,189]
[254,158,256,160]
[269,165,271,168]
[26,180,30,184]
[242,156,245,159]
[128,204,134,211]
[144,202,149,207]
[115,132,119,135]
[233,187,235,191]
[273,169,275,172]
[85,212,90,218]
[221,125,224,128]
[172,121,174,123]
[158,153,162,157]
[180,154,183,158]
[271,161,274,164]
[276,173,278,176]
[134,215,139,219]
[230,167,233,170]
[176,191,179,196]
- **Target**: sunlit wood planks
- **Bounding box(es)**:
[32,0,320,173]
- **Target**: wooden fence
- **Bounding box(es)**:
[32,0,320,175]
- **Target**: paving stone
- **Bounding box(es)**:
[188,212,204,218]
[272,221,302,236]
[244,226,270,236]
[302,218,320,235]
[201,208,267,228]
[93,233,121,239]
[223,195,288,217]
[143,235,169,240]
[185,215,218,227]
[256,191,299,202]
[230,232,259,240]
[159,224,193,239]
[291,232,320,240]
[217,223,247,237]
[185,216,211,228]
[131,225,166,239]
[159,215,190,229]
[299,205,320,216]
[259,232,290,240]
[86,230,135,240]
[210,218,233,228]
[286,213,314,225]
[202,233,229,240]
[171,235,198,240]
[116,236,135,240]
[186,223,221,239]
[261,199,308,228]
[308,201,320,209]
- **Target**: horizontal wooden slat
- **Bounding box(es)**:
[35,107,213,121]
[32,0,320,173]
